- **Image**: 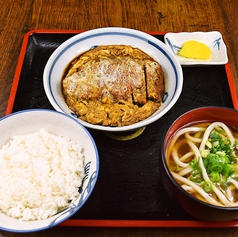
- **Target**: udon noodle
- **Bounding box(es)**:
[166,122,238,207]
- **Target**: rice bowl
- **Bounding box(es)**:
[0,109,99,233]
[0,129,85,221]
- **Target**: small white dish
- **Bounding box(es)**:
[164,31,228,65]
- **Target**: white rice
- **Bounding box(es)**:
[0,129,85,221]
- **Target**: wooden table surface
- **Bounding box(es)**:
[0,0,238,236]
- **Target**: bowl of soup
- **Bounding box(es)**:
[160,106,238,222]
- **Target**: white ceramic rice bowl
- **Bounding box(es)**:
[0,109,99,233]
[43,27,183,132]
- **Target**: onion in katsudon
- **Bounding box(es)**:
[62,45,165,127]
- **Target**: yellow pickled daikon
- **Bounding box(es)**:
[178,40,211,60]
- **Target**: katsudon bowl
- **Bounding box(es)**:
[43,27,183,132]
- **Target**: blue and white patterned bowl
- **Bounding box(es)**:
[0,109,99,233]
[43,27,183,132]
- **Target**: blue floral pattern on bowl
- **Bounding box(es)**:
[49,161,97,227]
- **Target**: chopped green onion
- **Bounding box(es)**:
[189,159,198,169]
[185,126,238,194]
[222,164,234,179]
[203,158,209,168]
[216,151,226,157]
[202,181,212,193]
[209,132,221,141]
[209,172,220,182]
[201,149,210,158]
[212,140,219,147]
[205,141,212,149]
[189,165,203,183]
[209,162,223,173]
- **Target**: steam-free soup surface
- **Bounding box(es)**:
[167,122,238,207]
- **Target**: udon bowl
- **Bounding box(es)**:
[160,106,238,222]
[0,109,99,233]
[43,27,183,132]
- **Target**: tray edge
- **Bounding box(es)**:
[5,30,238,228]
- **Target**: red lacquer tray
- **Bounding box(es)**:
[6,30,238,228]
